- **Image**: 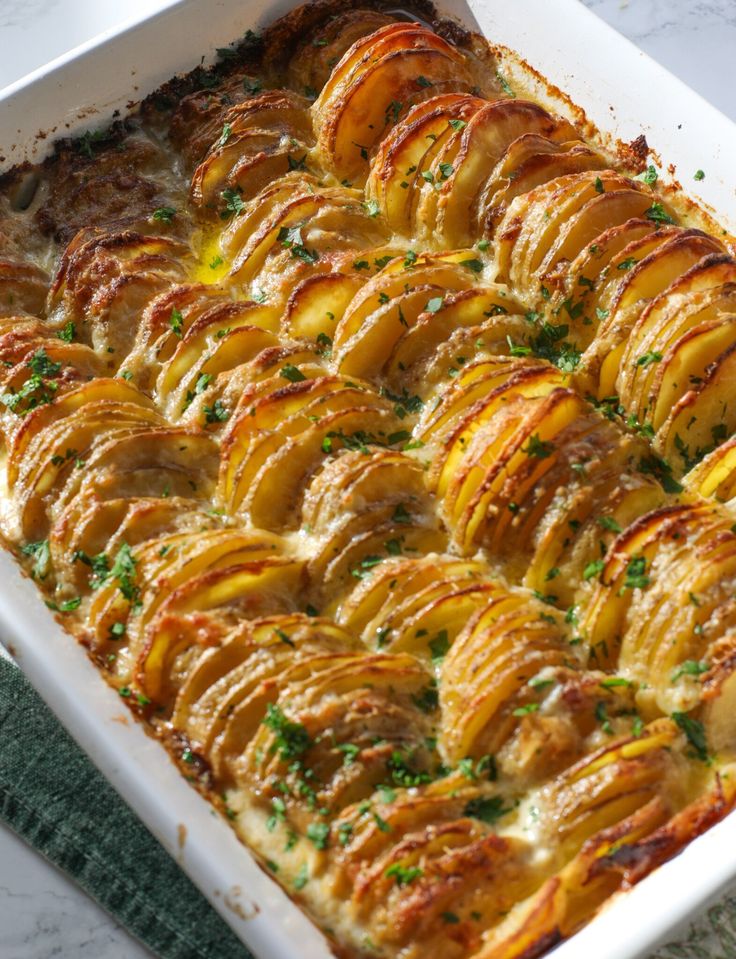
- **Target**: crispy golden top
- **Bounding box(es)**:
[1,5,736,959]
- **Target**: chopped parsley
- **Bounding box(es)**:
[2,348,65,415]
[523,434,555,459]
[262,703,312,760]
[204,400,229,423]
[596,700,613,734]
[108,543,139,602]
[391,503,411,524]
[463,795,513,824]
[58,321,76,343]
[73,549,111,588]
[20,540,51,580]
[411,681,439,714]
[220,187,245,218]
[325,428,383,456]
[429,629,450,664]
[527,320,580,372]
[512,703,539,717]
[617,257,638,271]
[380,385,423,419]
[461,258,484,274]
[183,372,212,410]
[280,364,307,383]
[315,332,332,357]
[638,454,683,494]
[273,627,295,648]
[293,864,309,890]
[306,822,330,850]
[170,306,183,338]
[29,349,62,378]
[496,72,515,97]
[337,743,360,766]
[671,660,708,682]
[46,597,81,612]
[276,225,319,264]
[623,555,649,591]
[644,202,676,225]
[672,711,709,761]
[152,206,176,223]
[287,153,308,171]
[635,351,662,367]
[506,336,531,357]
[635,165,659,185]
[386,750,431,787]
[76,129,108,158]
[385,864,423,886]
[385,100,403,124]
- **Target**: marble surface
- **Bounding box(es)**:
[0,825,151,959]
[583,0,736,122]
[0,1,735,957]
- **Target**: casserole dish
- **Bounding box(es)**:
[2,2,736,958]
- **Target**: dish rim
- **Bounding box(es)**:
[1,2,736,957]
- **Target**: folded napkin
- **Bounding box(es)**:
[0,654,252,959]
[1,652,735,959]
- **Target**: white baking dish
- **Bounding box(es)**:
[2,2,736,958]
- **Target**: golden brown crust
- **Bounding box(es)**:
[3,5,736,959]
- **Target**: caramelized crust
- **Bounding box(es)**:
[2,5,736,959]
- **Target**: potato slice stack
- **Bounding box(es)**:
[5,8,736,959]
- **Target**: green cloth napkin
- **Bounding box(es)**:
[0,654,252,959]
[2,652,736,959]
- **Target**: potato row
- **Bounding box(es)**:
[3,8,736,959]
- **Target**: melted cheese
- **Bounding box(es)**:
[1,6,736,959]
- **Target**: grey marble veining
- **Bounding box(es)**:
[583,0,736,37]
[0,823,152,959]
[0,0,61,30]
[0,1,735,957]
[579,0,736,121]
[0,0,167,91]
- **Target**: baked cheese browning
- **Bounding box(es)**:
[0,260,49,317]
[312,22,489,184]
[423,368,667,601]
[580,501,736,731]
[493,169,736,479]
[46,229,193,359]
[3,5,736,959]
[31,127,191,246]
[367,96,599,247]
[286,9,396,95]
[330,250,520,381]
[218,375,411,530]
[479,738,736,959]
[189,90,316,210]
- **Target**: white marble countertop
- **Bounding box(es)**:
[1,1,736,957]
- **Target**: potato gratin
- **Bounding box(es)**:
[2,3,736,957]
